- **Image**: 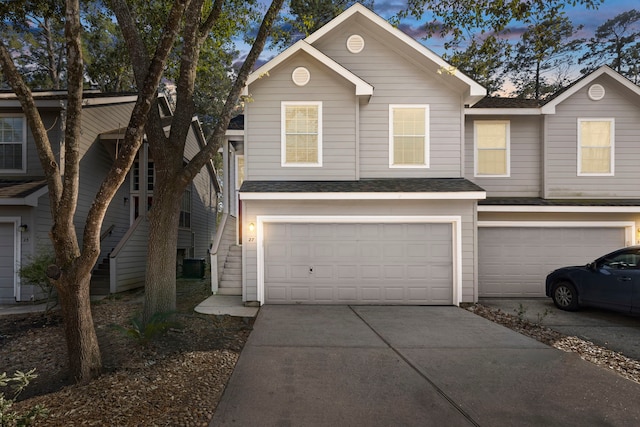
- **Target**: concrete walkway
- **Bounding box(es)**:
[212,305,640,426]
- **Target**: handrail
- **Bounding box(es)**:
[210,213,228,256]
[100,224,115,242]
[209,213,229,293]
[110,215,145,258]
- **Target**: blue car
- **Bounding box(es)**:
[545,246,640,313]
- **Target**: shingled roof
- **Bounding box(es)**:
[0,178,47,199]
[240,178,484,193]
[470,97,542,108]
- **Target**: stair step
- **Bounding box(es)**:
[221,275,242,282]
[217,287,242,296]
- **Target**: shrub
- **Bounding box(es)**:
[0,369,47,426]
[113,311,181,345]
[18,250,57,315]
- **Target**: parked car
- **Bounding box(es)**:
[545,246,640,313]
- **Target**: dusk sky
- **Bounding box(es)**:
[249,0,637,85]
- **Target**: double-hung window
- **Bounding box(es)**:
[281,102,322,166]
[474,120,510,177]
[389,105,429,168]
[0,115,26,172]
[578,118,614,176]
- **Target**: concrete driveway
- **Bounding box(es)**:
[481,298,640,361]
[211,306,640,426]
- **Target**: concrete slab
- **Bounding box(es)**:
[211,305,640,427]
[194,295,259,317]
[481,298,640,360]
[213,345,473,426]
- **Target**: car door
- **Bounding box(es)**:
[580,249,638,312]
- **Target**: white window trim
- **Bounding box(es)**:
[281,101,323,167]
[577,118,614,177]
[388,104,429,168]
[474,120,510,177]
[0,114,27,173]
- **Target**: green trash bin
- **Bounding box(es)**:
[182,258,205,278]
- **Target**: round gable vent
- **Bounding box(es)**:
[346,34,365,54]
[292,67,310,86]
[588,84,605,101]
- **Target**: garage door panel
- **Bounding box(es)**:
[264,222,453,305]
[479,226,626,297]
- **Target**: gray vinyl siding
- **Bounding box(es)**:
[241,199,477,303]
[246,52,357,181]
[75,103,135,259]
[111,216,148,292]
[465,115,542,197]
[545,74,640,198]
[313,22,465,178]
[177,124,217,259]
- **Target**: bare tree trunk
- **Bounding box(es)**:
[143,180,182,322]
[57,270,102,382]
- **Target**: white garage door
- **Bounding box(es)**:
[0,223,16,302]
[479,227,626,297]
[264,222,453,305]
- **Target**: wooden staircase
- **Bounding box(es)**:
[217,245,242,295]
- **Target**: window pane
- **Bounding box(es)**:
[394,136,424,164]
[0,117,24,170]
[581,147,611,174]
[478,150,507,175]
[580,120,612,174]
[392,107,426,165]
[284,105,319,164]
[581,121,610,147]
[477,123,507,149]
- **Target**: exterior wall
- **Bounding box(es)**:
[544,74,640,198]
[313,21,465,179]
[246,52,358,181]
[111,216,148,292]
[465,115,542,197]
[241,199,477,304]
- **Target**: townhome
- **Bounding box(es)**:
[0,92,219,303]
[216,4,640,306]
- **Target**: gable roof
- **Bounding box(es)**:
[245,40,374,97]
[304,3,486,105]
[0,178,48,206]
[541,66,640,114]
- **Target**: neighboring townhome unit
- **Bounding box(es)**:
[0,91,219,304]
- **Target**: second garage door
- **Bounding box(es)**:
[479,226,627,297]
[264,222,453,305]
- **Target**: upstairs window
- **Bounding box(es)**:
[179,186,191,228]
[281,102,322,167]
[474,120,510,177]
[389,105,429,168]
[578,118,614,176]
[0,115,26,172]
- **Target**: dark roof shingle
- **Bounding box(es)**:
[240,178,484,193]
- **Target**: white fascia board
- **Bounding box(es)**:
[247,40,373,97]
[225,130,244,137]
[465,108,541,116]
[304,4,485,101]
[478,220,636,228]
[241,191,487,200]
[478,204,640,213]
[541,66,640,114]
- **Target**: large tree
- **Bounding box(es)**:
[111,0,285,322]
[397,0,602,93]
[507,15,583,100]
[580,9,640,84]
[0,0,185,382]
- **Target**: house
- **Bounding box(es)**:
[0,91,219,304]
[215,4,640,306]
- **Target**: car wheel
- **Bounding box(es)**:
[552,281,579,311]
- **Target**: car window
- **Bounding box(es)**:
[601,251,640,269]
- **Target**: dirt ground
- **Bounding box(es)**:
[0,279,253,427]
